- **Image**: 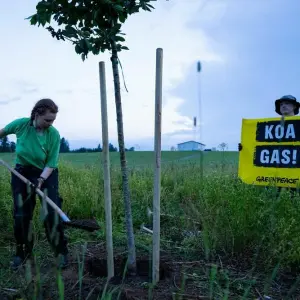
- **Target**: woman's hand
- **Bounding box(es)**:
[39,167,54,182]
[37,177,45,189]
[37,167,54,189]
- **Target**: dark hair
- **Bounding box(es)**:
[30,98,59,121]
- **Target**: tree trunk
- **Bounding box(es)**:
[110,40,136,273]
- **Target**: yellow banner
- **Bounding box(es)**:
[238,116,300,188]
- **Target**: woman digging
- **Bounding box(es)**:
[0,98,69,270]
[238,95,300,197]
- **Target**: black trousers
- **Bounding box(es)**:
[11,164,68,257]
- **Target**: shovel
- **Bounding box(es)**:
[0,159,100,232]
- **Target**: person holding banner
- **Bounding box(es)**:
[239,95,299,151]
[238,95,300,197]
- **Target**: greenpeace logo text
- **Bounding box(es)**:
[256,176,299,185]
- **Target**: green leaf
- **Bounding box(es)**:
[62,27,78,38]
[25,14,35,20]
[34,13,51,27]
[65,25,77,34]
[75,44,82,54]
[36,1,52,11]
[29,15,38,25]
[121,46,129,50]
[92,10,98,22]
[113,5,124,13]
[79,38,90,51]
[119,13,126,23]
[92,47,100,55]
[85,39,93,50]
[81,31,91,38]
[146,4,155,10]
[115,35,125,42]
[46,13,51,23]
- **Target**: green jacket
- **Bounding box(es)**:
[4,117,60,170]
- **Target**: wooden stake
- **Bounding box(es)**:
[99,61,114,279]
[152,48,163,284]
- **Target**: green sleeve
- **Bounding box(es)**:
[4,118,28,135]
[46,130,60,168]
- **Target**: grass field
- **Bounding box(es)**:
[0,150,299,299]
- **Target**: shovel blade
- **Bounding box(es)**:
[63,219,100,232]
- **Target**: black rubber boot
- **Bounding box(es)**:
[11,244,25,271]
[56,253,69,269]
[44,212,69,269]
[12,216,34,271]
[24,243,33,261]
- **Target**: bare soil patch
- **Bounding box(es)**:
[1,242,300,299]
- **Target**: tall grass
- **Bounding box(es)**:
[1,152,300,299]
[0,154,300,269]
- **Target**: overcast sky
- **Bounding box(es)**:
[1,0,300,150]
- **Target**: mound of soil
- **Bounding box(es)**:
[85,254,170,280]
[1,242,299,300]
[59,243,205,300]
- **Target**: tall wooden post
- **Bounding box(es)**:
[99,61,114,279]
[197,61,203,179]
[152,48,163,284]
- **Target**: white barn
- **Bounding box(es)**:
[177,141,205,151]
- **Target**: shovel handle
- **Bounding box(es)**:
[0,159,71,223]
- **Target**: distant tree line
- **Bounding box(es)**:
[0,136,135,153]
[59,137,135,153]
